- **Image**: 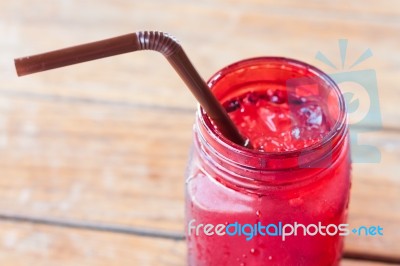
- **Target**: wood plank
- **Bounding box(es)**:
[2,1,399,128]
[0,95,190,231]
[0,221,186,266]
[227,0,400,18]
[0,221,394,266]
[0,95,399,260]
[344,128,400,261]
[341,260,397,266]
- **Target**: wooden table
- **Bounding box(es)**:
[0,1,399,265]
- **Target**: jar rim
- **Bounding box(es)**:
[198,56,347,160]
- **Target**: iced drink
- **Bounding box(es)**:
[186,57,351,266]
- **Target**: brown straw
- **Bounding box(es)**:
[14,31,251,148]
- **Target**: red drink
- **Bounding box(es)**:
[185,57,351,266]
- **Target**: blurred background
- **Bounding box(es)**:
[0,0,399,265]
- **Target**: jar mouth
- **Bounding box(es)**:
[199,57,347,163]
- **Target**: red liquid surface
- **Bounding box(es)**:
[223,88,332,152]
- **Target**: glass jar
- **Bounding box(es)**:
[185,57,351,266]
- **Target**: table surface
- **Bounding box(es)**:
[0,0,399,265]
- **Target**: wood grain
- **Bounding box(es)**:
[0,221,186,266]
[2,1,399,127]
[0,0,399,265]
[0,95,190,231]
[0,221,395,266]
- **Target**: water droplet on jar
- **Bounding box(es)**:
[289,197,304,207]
[268,256,272,260]
[256,210,261,217]
[250,248,259,256]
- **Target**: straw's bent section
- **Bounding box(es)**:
[14,31,250,148]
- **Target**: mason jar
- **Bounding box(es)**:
[185,57,351,266]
